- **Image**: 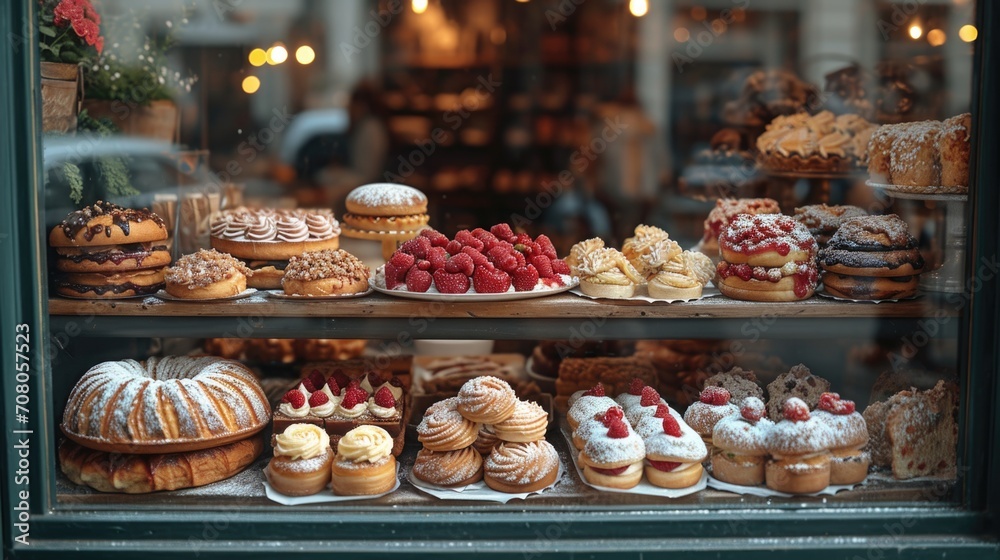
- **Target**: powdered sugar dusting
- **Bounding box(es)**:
[347,183,426,209]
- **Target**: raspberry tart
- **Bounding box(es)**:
[716,214,819,302]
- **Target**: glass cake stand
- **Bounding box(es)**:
[867,181,969,293]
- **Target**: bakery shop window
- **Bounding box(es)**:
[43,1,973,509]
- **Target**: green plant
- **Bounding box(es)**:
[53,109,138,205]
[84,13,196,105]
[37,0,104,64]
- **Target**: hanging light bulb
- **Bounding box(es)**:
[908,24,923,39]
[959,25,978,42]
[629,0,648,17]
[412,0,428,14]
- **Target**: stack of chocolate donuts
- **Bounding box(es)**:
[414,376,558,493]
[818,215,924,300]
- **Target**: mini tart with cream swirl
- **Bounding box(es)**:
[164,249,253,300]
[572,247,646,299]
[282,249,370,296]
[265,424,333,496]
[648,250,715,300]
[330,426,397,495]
[621,225,683,278]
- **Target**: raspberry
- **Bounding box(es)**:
[416,259,431,271]
[308,391,329,407]
[399,236,431,259]
[653,404,670,418]
[445,252,475,276]
[539,276,565,288]
[601,406,625,426]
[326,377,341,397]
[661,415,682,437]
[511,250,526,268]
[455,230,485,252]
[628,378,645,396]
[648,460,681,472]
[385,252,415,290]
[306,370,325,390]
[607,419,629,439]
[347,379,362,391]
[511,265,540,292]
[488,246,519,273]
[472,263,512,294]
[460,246,489,267]
[445,239,464,256]
[433,268,471,293]
[405,267,433,292]
[472,229,500,251]
[427,246,449,272]
[419,229,450,248]
[782,397,811,422]
[530,255,555,278]
[373,386,396,408]
[366,371,385,386]
[583,384,605,397]
[280,389,306,408]
[640,386,661,407]
[740,396,766,422]
[535,234,558,259]
[340,387,367,409]
[300,378,316,393]
[818,392,855,415]
[331,370,350,390]
[490,223,515,241]
[513,232,532,246]
[550,258,570,275]
[700,386,731,406]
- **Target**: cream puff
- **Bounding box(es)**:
[643,414,707,489]
[765,397,834,494]
[683,387,739,454]
[813,392,869,485]
[265,423,333,496]
[330,426,397,495]
[579,407,646,489]
[711,396,773,486]
[567,384,618,430]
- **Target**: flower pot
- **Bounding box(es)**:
[80,99,179,143]
[40,62,81,133]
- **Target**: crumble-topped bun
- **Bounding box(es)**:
[165,249,253,299]
[281,249,370,296]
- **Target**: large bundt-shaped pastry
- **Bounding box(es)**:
[61,356,271,453]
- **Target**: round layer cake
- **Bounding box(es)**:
[343,183,429,233]
[210,208,341,260]
[716,214,819,302]
[61,356,271,453]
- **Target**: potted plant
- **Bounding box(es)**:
[81,14,196,143]
[37,0,104,133]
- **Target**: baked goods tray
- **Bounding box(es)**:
[705,472,859,498]
[154,288,258,302]
[265,288,373,300]
[560,429,707,498]
[570,285,721,304]
[816,287,921,304]
[408,460,565,503]
[263,464,401,505]
[866,181,968,201]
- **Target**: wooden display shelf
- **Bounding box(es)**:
[46,294,959,340]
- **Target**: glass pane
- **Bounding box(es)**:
[40,0,975,513]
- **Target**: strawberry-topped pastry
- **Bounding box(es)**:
[813,392,869,485]
[716,213,819,302]
[579,407,646,489]
[615,378,650,410]
[567,384,617,430]
[367,386,401,420]
[278,389,311,419]
[683,387,739,454]
[625,386,668,426]
[319,376,343,407]
[295,378,316,401]
[765,397,834,494]
[360,370,404,401]
[335,387,369,419]
[643,414,708,489]
[308,390,336,418]
[635,403,683,439]
[711,396,774,486]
